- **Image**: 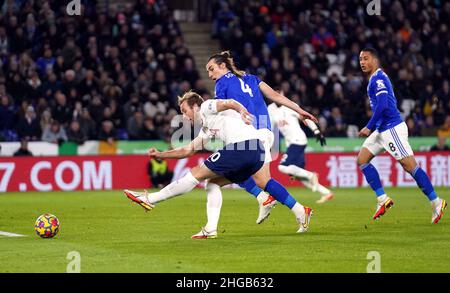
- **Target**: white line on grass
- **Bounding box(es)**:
[0,231,26,237]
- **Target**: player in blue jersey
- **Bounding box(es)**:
[358,48,446,223]
[195,50,318,236]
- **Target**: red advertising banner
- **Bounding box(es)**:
[1,152,449,192]
[0,155,150,192]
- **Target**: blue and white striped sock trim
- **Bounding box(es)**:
[411,165,420,177]
[359,163,370,170]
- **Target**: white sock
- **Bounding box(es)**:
[291,202,305,220]
[300,179,331,196]
[147,172,199,204]
[278,164,314,180]
[431,198,441,207]
[204,182,222,232]
[377,194,387,203]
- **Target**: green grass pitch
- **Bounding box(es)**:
[0,187,449,272]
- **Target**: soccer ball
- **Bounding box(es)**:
[34,213,60,238]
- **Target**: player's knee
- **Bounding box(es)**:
[357,156,370,166]
[253,176,269,190]
[205,181,220,191]
[399,156,417,174]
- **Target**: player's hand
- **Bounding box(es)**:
[315,132,327,146]
[358,127,371,137]
[239,109,253,125]
[148,147,161,158]
[298,109,318,123]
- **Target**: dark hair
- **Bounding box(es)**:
[208,50,245,78]
[361,47,379,59]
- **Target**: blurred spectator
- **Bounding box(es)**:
[13,138,33,157]
[430,136,450,151]
[0,0,202,142]
[78,108,97,140]
[39,109,52,133]
[17,106,40,141]
[437,116,450,138]
[141,117,159,140]
[0,95,15,131]
[406,117,421,137]
[98,120,117,145]
[420,116,438,136]
[67,120,87,145]
[0,0,447,141]
[42,120,68,144]
[127,111,144,140]
[214,0,450,137]
[52,91,72,125]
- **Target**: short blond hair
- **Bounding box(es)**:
[177,90,204,108]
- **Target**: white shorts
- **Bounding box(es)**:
[362,122,414,161]
[257,128,274,164]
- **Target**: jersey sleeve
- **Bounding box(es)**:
[366,79,389,131]
[253,74,262,85]
[214,79,227,99]
[373,77,389,97]
[267,104,278,124]
[200,99,218,116]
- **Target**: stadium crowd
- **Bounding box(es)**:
[212,0,450,138]
[0,0,449,144]
[0,0,206,143]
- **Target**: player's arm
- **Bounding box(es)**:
[259,82,318,123]
[148,136,205,159]
[360,91,388,137]
[304,119,326,146]
[215,99,253,124]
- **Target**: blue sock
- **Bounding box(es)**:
[360,163,385,197]
[264,179,297,209]
[411,166,438,201]
[239,178,263,198]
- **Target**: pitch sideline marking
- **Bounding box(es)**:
[0,231,26,237]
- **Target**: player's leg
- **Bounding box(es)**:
[383,123,447,223]
[278,145,317,185]
[238,176,277,224]
[239,178,263,198]
[249,129,277,224]
[278,144,333,203]
[252,164,313,233]
[124,163,220,210]
[358,131,394,219]
[192,176,232,239]
[300,179,334,203]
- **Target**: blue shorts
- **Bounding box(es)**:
[203,139,265,184]
[280,144,306,168]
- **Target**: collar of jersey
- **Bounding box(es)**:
[369,68,382,81]
[216,71,232,83]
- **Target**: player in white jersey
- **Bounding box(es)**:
[123,91,313,236]
[268,103,334,203]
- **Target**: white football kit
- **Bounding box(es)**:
[198,99,273,163]
[267,103,308,147]
[198,99,262,145]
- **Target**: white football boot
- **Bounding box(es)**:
[432,199,447,224]
[297,206,313,233]
[123,189,154,211]
[256,193,277,224]
[191,227,217,239]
